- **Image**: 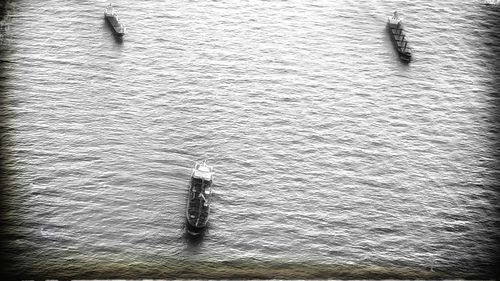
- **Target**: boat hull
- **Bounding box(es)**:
[104,14,125,37]
[185,162,213,235]
[185,191,210,234]
[387,23,412,63]
[186,220,207,235]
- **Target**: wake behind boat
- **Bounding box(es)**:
[186,161,214,235]
[104,4,125,37]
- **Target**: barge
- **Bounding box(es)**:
[104,4,126,37]
[387,11,412,62]
[186,161,214,235]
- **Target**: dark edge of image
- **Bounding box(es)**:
[0,0,14,280]
[0,0,500,279]
[484,2,500,280]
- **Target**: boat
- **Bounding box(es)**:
[186,160,214,235]
[387,11,412,62]
[104,4,126,37]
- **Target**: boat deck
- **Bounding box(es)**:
[388,22,411,62]
[187,178,211,228]
[104,6,125,36]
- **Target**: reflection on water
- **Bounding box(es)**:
[183,222,207,251]
[184,230,205,251]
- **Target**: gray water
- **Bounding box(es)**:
[0,0,499,279]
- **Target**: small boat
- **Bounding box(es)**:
[387,11,412,62]
[186,160,214,235]
[104,4,125,37]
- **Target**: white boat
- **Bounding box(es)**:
[104,4,126,37]
[186,160,214,235]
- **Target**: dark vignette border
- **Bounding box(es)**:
[0,0,499,279]
[0,0,14,279]
[483,2,500,279]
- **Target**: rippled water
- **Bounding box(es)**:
[0,0,499,279]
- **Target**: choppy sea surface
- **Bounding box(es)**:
[0,0,499,279]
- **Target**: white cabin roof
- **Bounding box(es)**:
[192,163,213,181]
[388,11,401,25]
